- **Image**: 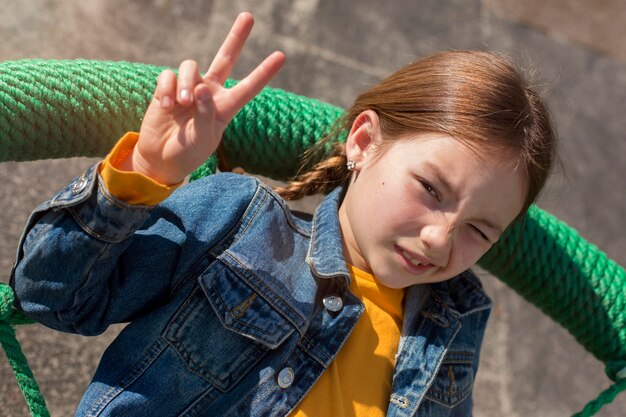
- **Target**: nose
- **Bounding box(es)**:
[420,222,453,263]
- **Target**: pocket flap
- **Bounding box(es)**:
[199,264,294,349]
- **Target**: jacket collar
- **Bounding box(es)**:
[426,270,492,316]
[306,186,351,282]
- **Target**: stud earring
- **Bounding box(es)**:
[346,160,356,171]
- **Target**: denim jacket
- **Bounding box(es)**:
[11,164,492,417]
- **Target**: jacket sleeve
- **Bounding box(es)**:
[9,164,257,336]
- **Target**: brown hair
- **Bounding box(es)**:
[276,51,557,217]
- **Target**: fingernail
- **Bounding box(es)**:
[161,96,172,108]
[180,89,190,101]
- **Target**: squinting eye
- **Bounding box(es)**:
[419,180,439,200]
[471,225,489,242]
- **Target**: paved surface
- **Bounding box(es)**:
[1,1,625,416]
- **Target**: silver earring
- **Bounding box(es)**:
[346,160,356,171]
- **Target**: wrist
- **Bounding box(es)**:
[117,148,135,172]
[130,147,184,187]
[108,134,181,186]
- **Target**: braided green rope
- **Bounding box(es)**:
[572,379,626,417]
[0,59,624,416]
[478,206,626,416]
[1,283,49,417]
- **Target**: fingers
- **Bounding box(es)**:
[155,60,202,109]
[192,83,216,145]
[204,12,254,85]
[177,60,202,106]
[156,70,176,109]
[226,51,286,116]
[154,12,286,127]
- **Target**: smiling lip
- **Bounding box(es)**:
[394,245,436,275]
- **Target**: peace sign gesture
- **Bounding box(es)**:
[123,12,285,185]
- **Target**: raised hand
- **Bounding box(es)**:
[122,12,285,185]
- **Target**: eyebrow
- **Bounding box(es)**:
[424,162,505,235]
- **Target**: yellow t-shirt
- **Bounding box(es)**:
[291,264,404,417]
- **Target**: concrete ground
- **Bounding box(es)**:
[1,1,625,416]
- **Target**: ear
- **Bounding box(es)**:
[345,110,380,170]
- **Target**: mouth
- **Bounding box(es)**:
[394,245,437,275]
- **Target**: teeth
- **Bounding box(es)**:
[402,250,424,266]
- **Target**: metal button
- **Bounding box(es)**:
[277,367,295,388]
[323,295,343,312]
[71,176,87,194]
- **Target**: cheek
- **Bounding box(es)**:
[451,236,486,268]
[382,203,422,233]
[360,176,425,237]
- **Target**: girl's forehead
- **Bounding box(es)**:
[387,132,522,170]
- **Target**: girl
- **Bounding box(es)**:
[10,12,556,417]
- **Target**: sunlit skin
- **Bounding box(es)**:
[338,111,527,289]
[121,12,285,185]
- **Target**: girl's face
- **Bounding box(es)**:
[338,126,526,289]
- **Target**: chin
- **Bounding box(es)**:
[381,274,421,289]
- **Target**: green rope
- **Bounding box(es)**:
[0,283,49,417]
[479,207,626,368]
[0,59,624,416]
[478,206,626,415]
[573,379,626,417]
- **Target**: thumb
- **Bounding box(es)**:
[193,83,218,150]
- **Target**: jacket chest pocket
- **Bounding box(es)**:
[163,262,295,392]
[424,351,475,408]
